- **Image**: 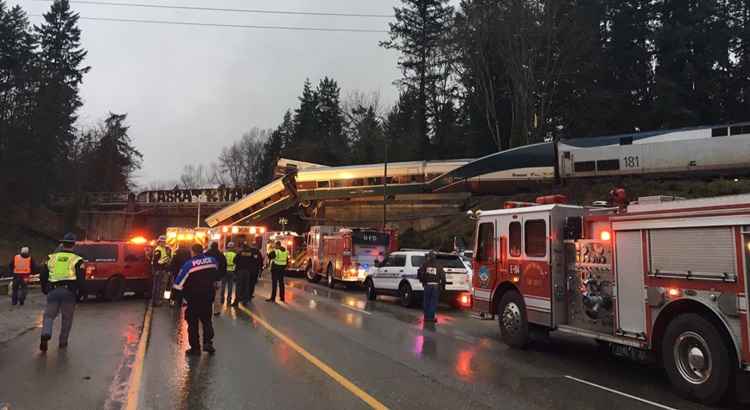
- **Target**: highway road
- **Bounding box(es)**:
[0,277,745,409]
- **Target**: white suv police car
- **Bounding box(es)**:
[364,250,472,308]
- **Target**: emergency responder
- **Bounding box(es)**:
[169,247,191,308]
[266,241,288,303]
[235,241,263,304]
[205,242,227,315]
[40,233,85,352]
[9,246,35,306]
[221,242,238,304]
[151,236,172,307]
[173,243,218,355]
[417,251,444,323]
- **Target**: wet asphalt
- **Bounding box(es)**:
[1,277,742,409]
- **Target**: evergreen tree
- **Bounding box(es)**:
[89,113,142,191]
[383,90,422,162]
[256,111,292,185]
[316,77,348,164]
[349,104,385,164]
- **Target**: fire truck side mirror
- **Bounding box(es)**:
[564,217,583,240]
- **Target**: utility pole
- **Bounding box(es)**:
[383,137,388,230]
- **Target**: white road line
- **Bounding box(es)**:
[340,303,372,315]
[564,375,678,410]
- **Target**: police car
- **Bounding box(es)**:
[364,250,472,308]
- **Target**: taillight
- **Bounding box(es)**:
[458,293,472,308]
[86,265,96,279]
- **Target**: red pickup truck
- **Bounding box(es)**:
[73,241,152,301]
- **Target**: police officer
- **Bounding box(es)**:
[173,243,218,355]
[40,233,85,352]
[235,241,263,303]
[205,242,227,315]
[417,251,444,323]
[9,246,35,306]
[221,242,238,305]
[266,241,288,303]
[151,236,172,307]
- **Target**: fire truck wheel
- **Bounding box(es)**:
[326,265,336,289]
[306,262,320,283]
[365,279,376,301]
[399,282,415,308]
[498,291,529,349]
[104,276,125,301]
[662,313,732,405]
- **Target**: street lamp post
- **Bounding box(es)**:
[383,137,388,230]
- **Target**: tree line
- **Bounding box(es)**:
[0,0,140,207]
[227,0,749,188]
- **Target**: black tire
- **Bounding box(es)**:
[326,265,336,289]
[77,291,88,303]
[661,313,732,405]
[365,278,376,301]
[399,282,415,308]
[306,261,320,283]
[497,290,529,348]
[104,276,125,301]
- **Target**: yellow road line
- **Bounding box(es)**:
[125,303,153,410]
[237,305,388,410]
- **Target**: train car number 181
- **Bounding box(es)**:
[623,155,640,168]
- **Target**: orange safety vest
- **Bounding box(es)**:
[13,255,31,276]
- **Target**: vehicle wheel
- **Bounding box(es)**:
[662,313,732,405]
[498,290,529,348]
[399,282,415,308]
[306,262,320,283]
[104,277,125,301]
[365,279,376,301]
[326,265,336,289]
[77,292,88,303]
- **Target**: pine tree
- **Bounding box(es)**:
[316,77,348,164]
[90,113,142,191]
[349,104,385,164]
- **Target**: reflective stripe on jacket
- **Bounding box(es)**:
[273,249,288,266]
[155,245,171,266]
[47,252,82,283]
[224,250,237,272]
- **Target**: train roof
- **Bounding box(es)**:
[560,121,750,148]
[432,142,554,181]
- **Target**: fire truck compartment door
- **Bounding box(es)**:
[615,230,646,336]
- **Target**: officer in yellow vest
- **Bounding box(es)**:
[151,236,172,307]
[222,242,238,305]
[266,241,288,303]
[40,233,85,352]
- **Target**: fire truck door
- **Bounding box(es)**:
[615,230,646,337]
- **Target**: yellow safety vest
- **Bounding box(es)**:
[273,249,288,266]
[47,252,82,283]
[155,245,171,265]
[224,250,237,272]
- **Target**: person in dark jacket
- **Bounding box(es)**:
[169,247,191,308]
[266,241,288,303]
[205,242,227,315]
[174,244,218,355]
[234,242,263,305]
[417,251,445,323]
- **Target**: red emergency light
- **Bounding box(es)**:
[535,194,567,205]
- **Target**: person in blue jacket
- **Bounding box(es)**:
[174,243,219,355]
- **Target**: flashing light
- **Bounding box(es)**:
[186,234,194,241]
[260,227,266,234]
[196,232,205,238]
[667,288,681,297]
[600,231,611,241]
[287,240,294,247]
[177,234,185,241]
[232,226,240,234]
[167,231,177,239]
[458,293,472,308]
[512,276,520,283]
[222,226,229,233]
[250,227,257,234]
[129,236,148,245]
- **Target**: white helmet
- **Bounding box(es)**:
[227,241,235,249]
[20,246,29,255]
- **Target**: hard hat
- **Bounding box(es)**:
[227,241,235,249]
[158,235,167,242]
[61,232,77,243]
[20,246,29,255]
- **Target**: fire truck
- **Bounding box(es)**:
[165,227,208,250]
[471,194,750,404]
[208,225,265,251]
[305,226,398,288]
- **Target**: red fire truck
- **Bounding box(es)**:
[471,194,750,404]
[305,226,398,288]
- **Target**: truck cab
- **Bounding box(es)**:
[74,240,152,301]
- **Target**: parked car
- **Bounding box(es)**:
[364,250,472,308]
[73,241,152,301]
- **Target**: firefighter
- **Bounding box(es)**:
[235,241,263,303]
[266,241,288,303]
[9,246,35,306]
[221,242,238,305]
[417,251,444,323]
[40,233,85,352]
[173,243,218,355]
[151,236,172,307]
[205,242,227,315]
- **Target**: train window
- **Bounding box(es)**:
[476,223,495,263]
[730,125,750,136]
[525,220,547,258]
[596,159,620,171]
[712,127,729,137]
[619,136,633,145]
[367,177,381,185]
[574,161,595,172]
[317,181,330,188]
[509,222,522,257]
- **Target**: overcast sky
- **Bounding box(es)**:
[12,0,403,186]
